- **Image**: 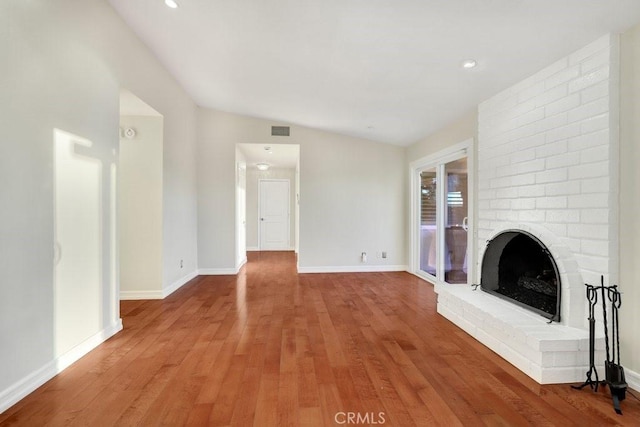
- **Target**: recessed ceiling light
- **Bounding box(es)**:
[256,163,270,171]
[165,0,179,9]
[462,59,477,69]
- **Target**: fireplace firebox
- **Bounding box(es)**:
[480,230,561,322]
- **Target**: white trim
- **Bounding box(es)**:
[198,268,238,275]
[0,361,57,414]
[163,270,198,298]
[247,248,297,254]
[56,321,123,371]
[297,265,408,274]
[0,321,123,414]
[120,290,164,300]
[119,269,198,300]
[255,247,295,252]
[256,245,293,251]
[409,139,473,171]
[235,256,247,272]
[626,367,640,394]
[437,162,446,279]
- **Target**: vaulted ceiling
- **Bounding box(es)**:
[108,0,640,146]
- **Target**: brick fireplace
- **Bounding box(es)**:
[436,34,619,383]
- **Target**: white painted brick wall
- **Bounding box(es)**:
[477,34,619,329]
[440,34,620,385]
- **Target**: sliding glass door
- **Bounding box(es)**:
[419,168,438,276]
[444,158,468,284]
[416,150,469,284]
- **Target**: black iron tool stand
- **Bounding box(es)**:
[572,276,627,415]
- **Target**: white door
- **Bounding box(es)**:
[259,179,290,250]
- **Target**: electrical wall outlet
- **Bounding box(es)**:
[180,259,184,268]
[382,251,387,259]
[361,252,367,263]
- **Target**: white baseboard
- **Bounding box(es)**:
[163,270,198,298]
[626,366,640,393]
[0,361,57,415]
[297,265,408,274]
[198,267,238,275]
[119,271,198,300]
[246,247,295,252]
[120,290,164,300]
[0,320,123,414]
[55,321,123,372]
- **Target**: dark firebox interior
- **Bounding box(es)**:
[481,231,560,321]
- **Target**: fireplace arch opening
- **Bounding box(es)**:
[481,230,561,322]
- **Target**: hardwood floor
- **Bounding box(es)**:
[2,251,639,426]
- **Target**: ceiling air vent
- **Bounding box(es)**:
[271,126,290,136]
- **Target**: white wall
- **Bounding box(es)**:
[0,0,198,411]
[118,115,163,298]
[620,24,640,375]
[246,168,296,250]
[197,109,406,272]
[406,111,478,162]
[295,127,406,272]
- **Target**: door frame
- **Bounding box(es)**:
[409,139,475,285]
[258,178,291,251]
[235,159,247,270]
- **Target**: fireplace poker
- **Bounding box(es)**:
[572,283,599,391]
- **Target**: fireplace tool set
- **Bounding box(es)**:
[572,276,627,415]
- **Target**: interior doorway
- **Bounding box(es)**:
[236,143,300,263]
[118,90,164,299]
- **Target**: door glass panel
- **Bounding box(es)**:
[444,158,468,284]
[419,168,437,276]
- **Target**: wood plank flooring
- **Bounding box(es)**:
[2,251,639,426]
